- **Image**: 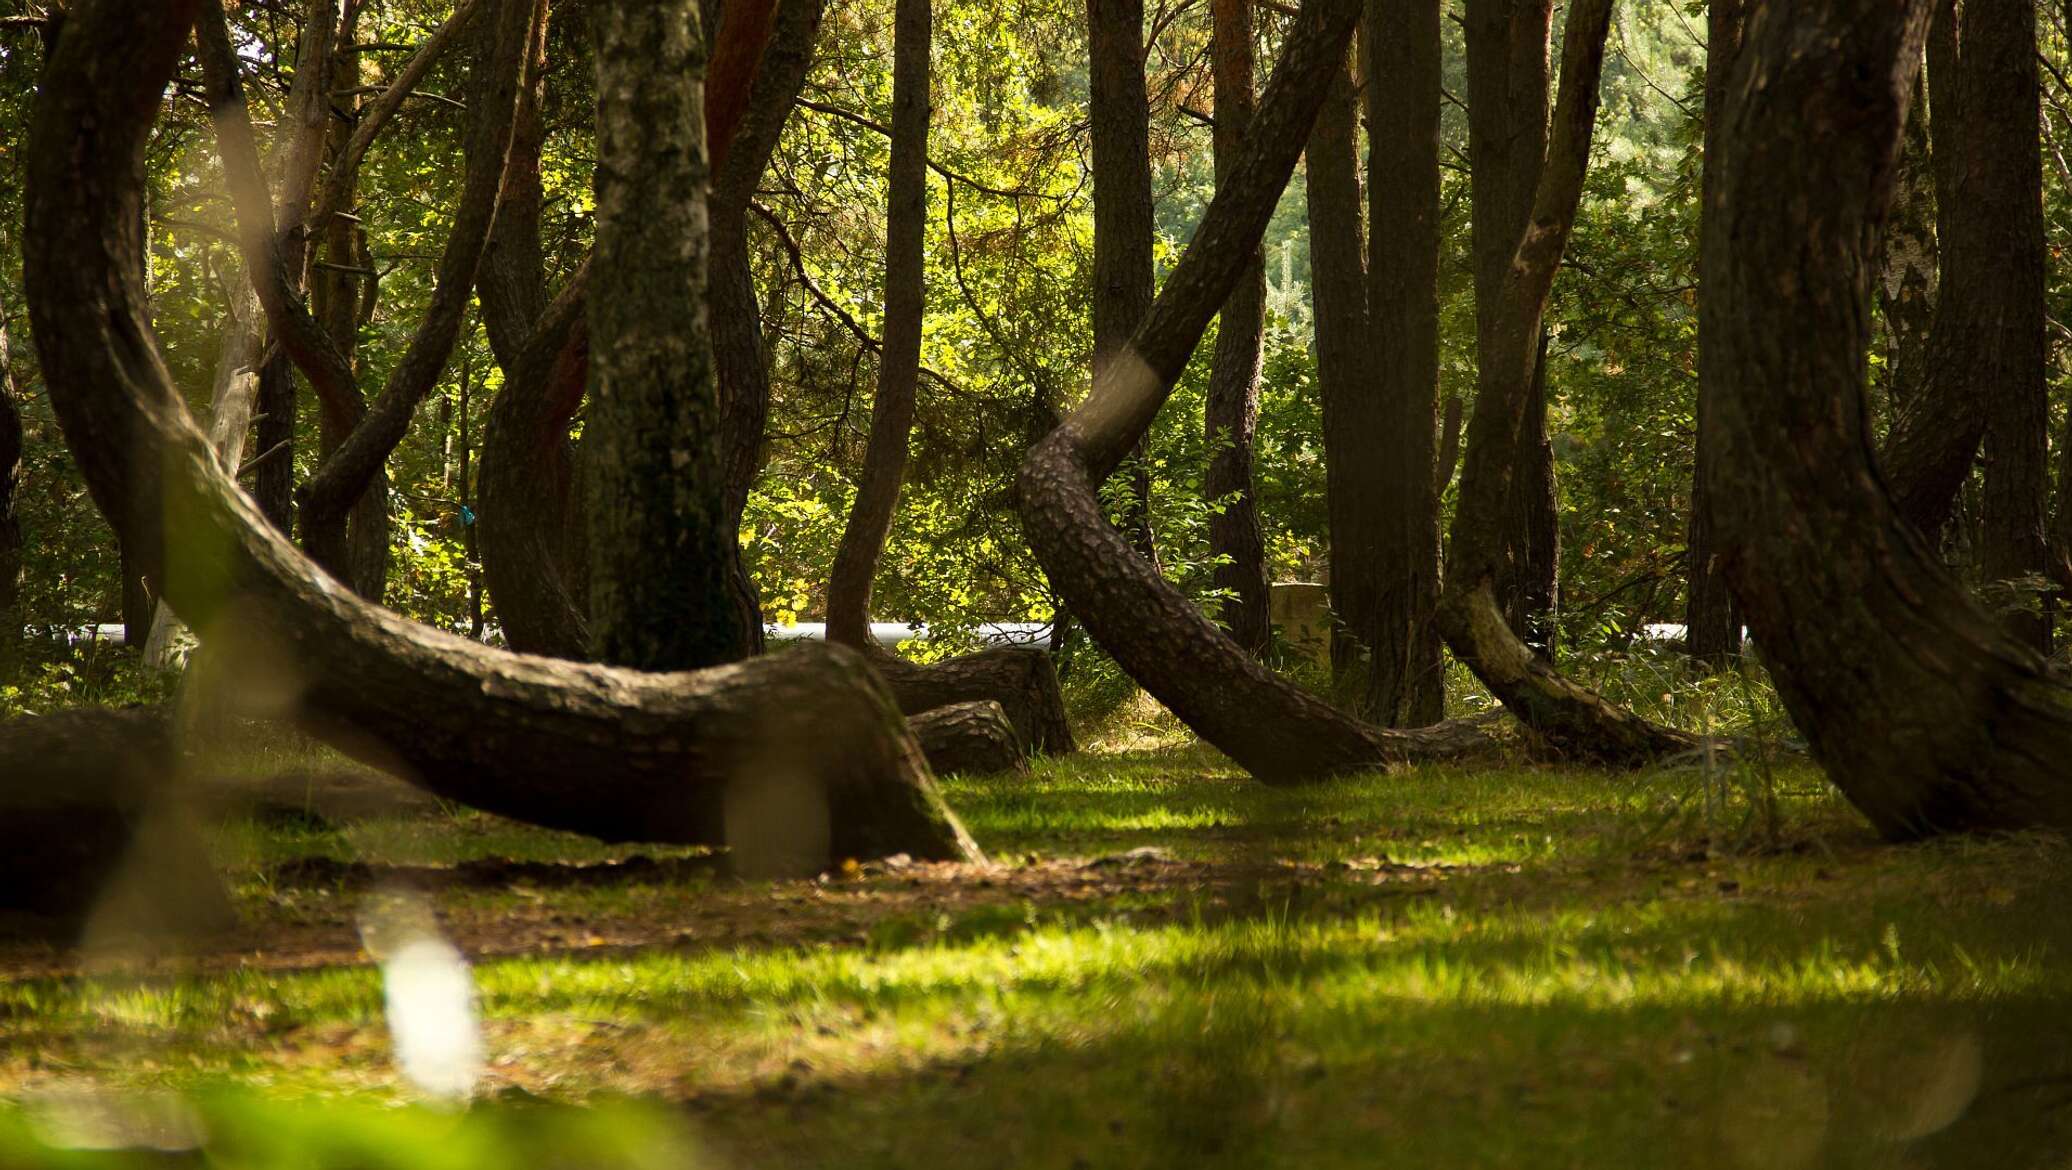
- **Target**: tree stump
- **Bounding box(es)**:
[911,700,1027,776]
[0,708,235,941]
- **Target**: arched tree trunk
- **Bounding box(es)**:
[1464,0,1557,652]
[23,0,980,867]
[1087,0,1160,566]
[1706,0,2072,838]
[826,0,930,649]
[1430,0,1693,763]
[1878,0,2047,581]
[1203,0,1270,658]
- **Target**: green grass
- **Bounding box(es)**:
[2,747,2069,1168]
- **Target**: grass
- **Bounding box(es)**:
[1,743,2069,1167]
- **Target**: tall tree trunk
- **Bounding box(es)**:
[1363,0,1446,723]
[1502,327,1558,653]
[1877,74,1938,415]
[1023,0,1536,779]
[1685,0,1745,668]
[1464,0,1556,649]
[25,0,980,869]
[1965,0,2050,653]
[826,0,931,649]
[0,306,21,675]
[477,0,811,659]
[1879,0,2042,552]
[1203,0,1270,657]
[1707,0,2072,838]
[251,348,297,534]
[1087,0,1159,565]
[586,0,748,670]
[1305,46,1388,712]
[1433,0,1691,762]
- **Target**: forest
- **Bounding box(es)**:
[1,0,2071,1164]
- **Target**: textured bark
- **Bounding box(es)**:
[1020,0,1528,781]
[1684,0,1747,668]
[1464,0,1557,647]
[875,645,1076,756]
[469,0,547,375]
[1876,76,1938,413]
[827,0,930,649]
[252,348,297,535]
[910,700,1026,777]
[0,708,235,941]
[1965,0,2050,653]
[586,0,746,670]
[24,0,980,866]
[1435,0,1693,764]
[1880,0,2043,551]
[1087,0,1159,564]
[1707,0,2072,838]
[1203,0,1270,657]
[1357,0,1446,724]
[478,0,814,659]
[1305,52,1384,711]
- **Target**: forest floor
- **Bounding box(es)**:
[0,737,2070,1168]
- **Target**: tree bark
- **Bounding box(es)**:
[1434,0,1694,764]
[910,700,1026,777]
[1203,0,1270,657]
[1964,0,2050,653]
[874,645,1075,756]
[1356,0,1447,724]
[1463,0,1557,649]
[23,0,981,868]
[1087,0,1160,565]
[1304,49,1385,711]
[826,0,931,649]
[1876,75,1937,415]
[478,0,815,659]
[1706,0,2072,838]
[1879,0,2045,562]
[1683,0,1744,668]
[1020,0,1534,781]
[585,0,749,671]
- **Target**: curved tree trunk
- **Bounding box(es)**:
[1087,0,1160,566]
[1433,0,1695,764]
[23,0,980,868]
[826,0,930,649]
[874,646,1075,756]
[197,0,527,603]
[1019,0,1523,782]
[1203,0,1270,658]
[1878,0,2046,574]
[1707,0,2072,838]
[910,700,1026,777]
